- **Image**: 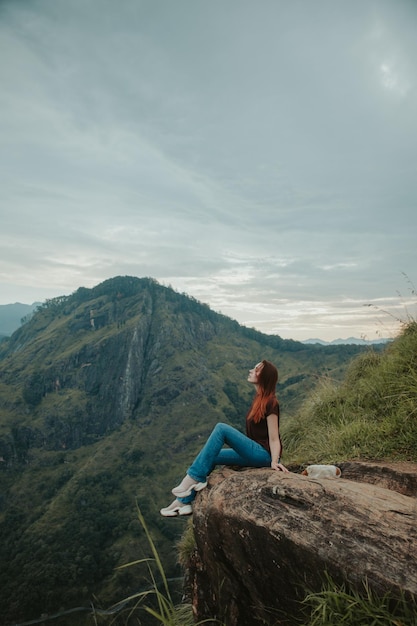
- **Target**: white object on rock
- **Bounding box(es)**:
[302,464,341,478]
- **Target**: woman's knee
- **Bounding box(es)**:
[213,422,231,436]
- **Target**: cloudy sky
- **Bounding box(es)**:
[1,0,416,341]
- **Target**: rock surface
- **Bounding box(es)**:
[188,461,417,625]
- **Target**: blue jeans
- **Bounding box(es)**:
[178,422,271,504]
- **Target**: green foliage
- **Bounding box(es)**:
[22,370,45,406]
[94,504,221,626]
[303,574,417,626]
[282,321,417,464]
[176,519,196,568]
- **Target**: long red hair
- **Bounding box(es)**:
[248,360,278,423]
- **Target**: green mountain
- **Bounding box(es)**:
[0,276,369,625]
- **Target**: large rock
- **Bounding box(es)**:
[188,462,417,625]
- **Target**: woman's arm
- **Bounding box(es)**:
[266,413,289,473]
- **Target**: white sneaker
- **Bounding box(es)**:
[160,500,193,517]
[172,479,207,498]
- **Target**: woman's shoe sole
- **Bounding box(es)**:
[160,504,193,517]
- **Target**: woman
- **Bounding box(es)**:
[160,359,289,517]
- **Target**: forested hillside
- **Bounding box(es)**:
[0,276,369,625]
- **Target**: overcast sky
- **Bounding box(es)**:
[1,0,416,341]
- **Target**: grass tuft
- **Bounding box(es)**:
[302,574,417,626]
[176,519,196,569]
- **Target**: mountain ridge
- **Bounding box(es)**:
[0,296,388,347]
[303,336,392,346]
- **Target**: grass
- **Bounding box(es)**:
[176,519,196,569]
[302,574,417,626]
[281,320,417,465]
[95,503,222,626]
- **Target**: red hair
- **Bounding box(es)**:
[248,360,278,423]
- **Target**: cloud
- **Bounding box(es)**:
[0,0,416,340]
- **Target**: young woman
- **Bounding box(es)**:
[160,359,289,517]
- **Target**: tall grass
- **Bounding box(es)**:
[282,321,417,464]
[96,504,220,626]
[302,574,417,626]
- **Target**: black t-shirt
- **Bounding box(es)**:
[246,396,280,454]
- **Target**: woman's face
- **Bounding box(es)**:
[248,362,263,384]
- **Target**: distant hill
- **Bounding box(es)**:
[0,276,372,625]
[0,301,41,337]
[303,337,392,346]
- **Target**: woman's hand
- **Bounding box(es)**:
[271,459,290,473]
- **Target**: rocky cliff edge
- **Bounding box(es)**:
[187,461,417,625]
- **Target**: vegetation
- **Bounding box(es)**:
[0,276,366,625]
[92,505,222,626]
[302,574,417,626]
[282,320,417,465]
